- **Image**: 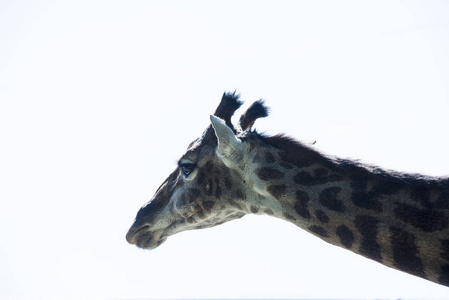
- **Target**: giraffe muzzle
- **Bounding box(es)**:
[126,224,167,250]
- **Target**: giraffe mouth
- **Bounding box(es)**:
[126,225,167,250]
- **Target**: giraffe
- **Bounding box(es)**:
[126,92,449,286]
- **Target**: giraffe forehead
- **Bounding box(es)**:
[179,137,217,163]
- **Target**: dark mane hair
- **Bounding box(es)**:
[260,133,449,209]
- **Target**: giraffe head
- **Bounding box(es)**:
[126,92,269,249]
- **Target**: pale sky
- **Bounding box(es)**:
[1,1,449,299]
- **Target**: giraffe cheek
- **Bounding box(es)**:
[174,197,201,218]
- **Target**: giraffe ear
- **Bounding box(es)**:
[210,115,243,166]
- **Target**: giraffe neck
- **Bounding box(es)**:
[244,135,449,286]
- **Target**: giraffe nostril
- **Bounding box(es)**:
[125,229,136,245]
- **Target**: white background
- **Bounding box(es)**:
[1,1,449,299]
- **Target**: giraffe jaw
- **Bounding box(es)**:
[126,213,245,250]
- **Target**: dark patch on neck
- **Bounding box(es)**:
[350,177,384,212]
[315,210,329,223]
[280,162,294,169]
[351,192,384,212]
[262,135,321,168]
[390,226,425,278]
[256,167,284,181]
[260,133,449,196]
[319,187,346,213]
[412,187,449,210]
[438,264,449,286]
[294,190,310,219]
[355,215,382,262]
[371,180,403,195]
[410,186,430,206]
[441,239,449,261]
[294,171,343,186]
[309,225,329,238]
[393,203,448,232]
[336,225,354,249]
[437,192,449,209]
[264,152,276,164]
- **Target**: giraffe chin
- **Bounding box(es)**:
[139,236,167,250]
[133,232,167,250]
[126,225,168,250]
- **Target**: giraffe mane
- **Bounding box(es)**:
[262,134,449,194]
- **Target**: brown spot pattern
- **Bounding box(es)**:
[350,178,384,212]
[394,203,448,232]
[439,264,449,286]
[390,226,425,278]
[280,162,293,169]
[265,152,276,164]
[441,239,449,261]
[319,187,346,213]
[294,190,310,219]
[355,215,382,262]
[309,225,328,238]
[268,184,287,199]
[336,225,354,249]
[294,171,343,186]
[250,205,259,214]
[256,167,284,181]
[315,210,329,223]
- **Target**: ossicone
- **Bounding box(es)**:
[205,92,270,144]
[213,91,243,133]
[239,100,269,131]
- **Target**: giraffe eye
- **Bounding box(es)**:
[179,163,196,178]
